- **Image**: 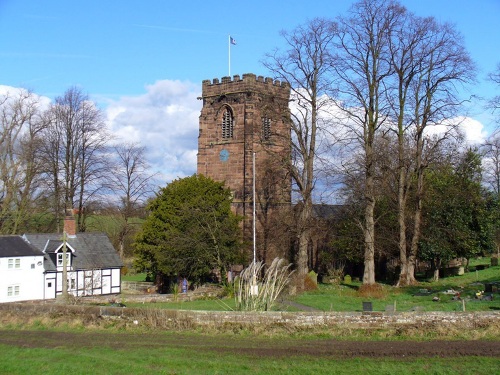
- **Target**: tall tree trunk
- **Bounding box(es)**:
[363,139,376,285]
[297,200,312,276]
[405,141,425,286]
[406,168,423,285]
[363,198,376,285]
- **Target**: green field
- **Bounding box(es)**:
[0,330,499,375]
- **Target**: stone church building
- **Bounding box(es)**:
[197,73,292,264]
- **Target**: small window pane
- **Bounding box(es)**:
[57,253,70,266]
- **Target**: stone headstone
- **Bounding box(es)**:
[308,270,318,285]
[362,301,373,312]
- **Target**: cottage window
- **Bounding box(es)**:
[221,108,234,139]
[57,253,71,267]
[8,258,20,269]
[262,117,271,140]
[7,286,19,296]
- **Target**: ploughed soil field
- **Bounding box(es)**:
[1,330,499,358]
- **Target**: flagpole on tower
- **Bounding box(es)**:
[228,35,236,77]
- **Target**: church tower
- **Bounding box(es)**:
[197,73,291,253]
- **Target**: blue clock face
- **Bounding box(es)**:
[219,149,229,162]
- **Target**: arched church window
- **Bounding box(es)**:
[221,108,234,139]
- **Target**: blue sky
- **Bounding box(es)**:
[1,0,499,184]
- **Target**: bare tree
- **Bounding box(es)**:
[109,142,156,259]
[40,87,109,232]
[0,89,45,234]
[263,18,337,277]
[333,0,405,284]
[399,19,476,285]
[387,11,429,286]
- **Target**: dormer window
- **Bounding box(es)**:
[221,108,234,139]
[57,253,71,267]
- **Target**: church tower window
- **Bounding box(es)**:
[221,108,234,139]
[262,117,271,141]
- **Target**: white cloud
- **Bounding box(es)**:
[424,116,488,145]
[106,79,202,186]
[0,85,51,109]
[457,116,487,144]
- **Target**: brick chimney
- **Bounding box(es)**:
[64,209,77,237]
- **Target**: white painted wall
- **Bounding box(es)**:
[0,255,45,303]
[44,268,121,299]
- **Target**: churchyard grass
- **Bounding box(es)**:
[295,261,499,313]
[119,260,499,313]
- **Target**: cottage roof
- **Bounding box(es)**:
[0,236,45,257]
[23,232,123,272]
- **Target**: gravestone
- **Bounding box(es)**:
[308,270,318,285]
[362,301,373,312]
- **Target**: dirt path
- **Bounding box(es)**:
[1,330,499,358]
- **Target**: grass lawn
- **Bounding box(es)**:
[0,331,498,375]
[2,344,498,375]
[122,272,149,282]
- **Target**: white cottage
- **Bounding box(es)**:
[0,236,46,303]
[0,216,123,302]
[23,216,123,299]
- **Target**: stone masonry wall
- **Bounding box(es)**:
[0,302,498,330]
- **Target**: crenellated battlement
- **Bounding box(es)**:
[202,73,289,99]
